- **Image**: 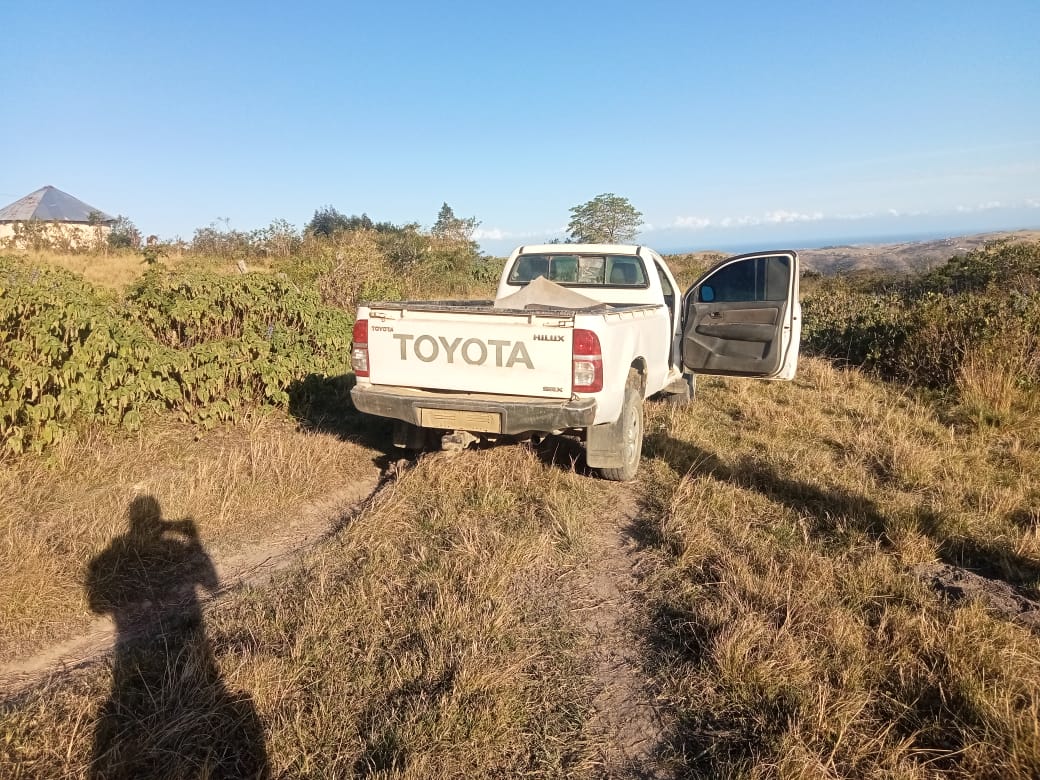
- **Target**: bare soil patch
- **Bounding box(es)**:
[578,485,669,778]
[914,561,1040,630]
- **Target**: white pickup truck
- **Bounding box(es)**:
[351,244,801,480]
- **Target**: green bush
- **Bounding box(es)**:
[1,257,354,455]
[280,230,495,311]
[0,259,176,453]
[128,269,353,416]
[910,239,1040,297]
[802,287,910,373]
[803,241,1040,391]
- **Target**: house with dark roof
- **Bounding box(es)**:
[0,186,115,249]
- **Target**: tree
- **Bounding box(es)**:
[107,215,142,250]
[431,202,480,243]
[306,206,354,237]
[88,210,110,253]
[566,193,643,243]
[306,207,403,237]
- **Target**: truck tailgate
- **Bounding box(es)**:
[366,308,575,398]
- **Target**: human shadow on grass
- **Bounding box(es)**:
[86,496,269,779]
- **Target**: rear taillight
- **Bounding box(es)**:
[572,328,603,392]
[352,319,369,377]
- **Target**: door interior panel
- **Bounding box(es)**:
[694,322,777,343]
[683,300,789,375]
[704,307,780,325]
[692,304,780,344]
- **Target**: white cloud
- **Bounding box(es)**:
[473,226,571,244]
[763,209,824,224]
[673,216,712,230]
[719,215,761,228]
[955,201,1003,213]
[472,227,509,241]
[1025,198,1040,208]
[708,210,825,229]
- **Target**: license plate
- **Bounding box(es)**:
[419,408,502,433]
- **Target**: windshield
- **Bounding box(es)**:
[507,254,648,287]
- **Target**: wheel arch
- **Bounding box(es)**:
[629,358,648,394]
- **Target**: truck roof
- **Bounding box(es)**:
[514,243,645,254]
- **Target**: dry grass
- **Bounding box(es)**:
[0,411,378,661]
[1,446,606,778]
[637,357,1040,778]
[956,330,1040,429]
[2,357,1039,777]
[7,250,151,291]
[6,249,277,292]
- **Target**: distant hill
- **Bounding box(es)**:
[793,229,1040,275]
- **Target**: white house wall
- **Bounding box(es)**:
[0,222,111,249]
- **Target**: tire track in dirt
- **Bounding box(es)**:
[0,472,382,697]
[578,483,669,779]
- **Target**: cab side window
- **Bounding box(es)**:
[655,261,676,313]
[655,262,675,298]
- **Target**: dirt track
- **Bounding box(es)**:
[577,485,668,777]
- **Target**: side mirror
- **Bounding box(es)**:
[700,285,715,303]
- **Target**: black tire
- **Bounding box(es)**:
[600,370,644,482]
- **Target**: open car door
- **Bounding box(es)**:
[681,250,801,380]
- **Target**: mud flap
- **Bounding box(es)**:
[585,420,626,469]
[586,369,644,481]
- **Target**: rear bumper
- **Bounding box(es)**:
[350,383,596,435]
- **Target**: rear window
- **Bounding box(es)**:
[507,254,648,287]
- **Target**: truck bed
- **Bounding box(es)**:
[364,299,660,316]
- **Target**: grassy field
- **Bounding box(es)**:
[7,249,155,291]
[2,240,1039,778]
[638,360,1040,778]
[1,357,1038,778]
[1,444,609,778]
[2,249,280,292]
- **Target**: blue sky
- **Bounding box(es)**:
[2,0,1038,254]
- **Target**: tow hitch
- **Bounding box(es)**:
[440,430,479,455]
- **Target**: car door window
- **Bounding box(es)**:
[699,255,790,302]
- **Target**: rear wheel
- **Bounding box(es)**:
[599,370,644,482]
